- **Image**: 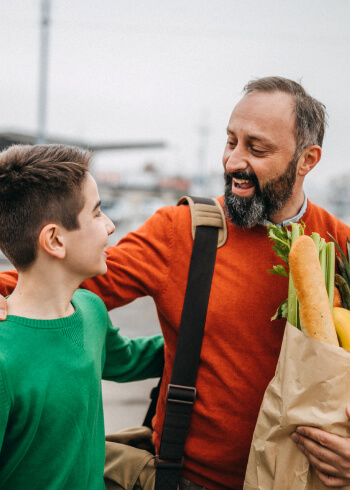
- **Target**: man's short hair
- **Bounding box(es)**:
[244,76,327,153]
[0,144,92,270]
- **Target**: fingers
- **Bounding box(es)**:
[291,425,350,486]
[305,444,340,476]
[291,430,340,469]
[0,294,7,320]
[346,406,350,420]
[294,426,348,456]
[314,467,350,488]
[291,431,350,487]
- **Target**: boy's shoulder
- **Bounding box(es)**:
[73,288,106,306]
[73,288,108,316]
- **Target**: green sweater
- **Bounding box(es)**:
[0,288,164,489]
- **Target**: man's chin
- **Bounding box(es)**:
[223,191,265,228]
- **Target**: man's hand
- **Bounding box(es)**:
[291,406,350,487]
[0,294,7,320]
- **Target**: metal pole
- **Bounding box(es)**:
[36,0,51,144]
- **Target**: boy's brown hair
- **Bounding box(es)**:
[0,144,92,270]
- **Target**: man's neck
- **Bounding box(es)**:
[262,191,307,227]
[7,264,80,320]
[267,187,306,226]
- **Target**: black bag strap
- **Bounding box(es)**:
[154,196,223,490]
[143,377,162,430]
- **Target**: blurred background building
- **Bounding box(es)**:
[2,1,350,237]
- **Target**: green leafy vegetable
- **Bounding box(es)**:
[268,222,335,328]
[267,222,305,328]
[328,233,350,309]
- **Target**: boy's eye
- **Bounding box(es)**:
[96,210,102,217]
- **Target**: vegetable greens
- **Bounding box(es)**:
[267,222,335,329]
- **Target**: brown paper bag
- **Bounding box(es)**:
[244,322,350,490]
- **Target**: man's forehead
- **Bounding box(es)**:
[228,90,296,138]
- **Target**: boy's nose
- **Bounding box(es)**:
[105,215,115,235]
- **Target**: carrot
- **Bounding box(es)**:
[289,235,339,346]
[333,286,342,308]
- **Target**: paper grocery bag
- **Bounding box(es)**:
[244,322,350,490]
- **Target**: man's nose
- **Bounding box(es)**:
[225,144,249,174]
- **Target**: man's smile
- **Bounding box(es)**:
[231,173,258,197]
[232,177,255,189]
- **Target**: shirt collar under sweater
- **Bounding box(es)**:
[261,191,307,227]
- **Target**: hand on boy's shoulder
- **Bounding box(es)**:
[0,294,7,320]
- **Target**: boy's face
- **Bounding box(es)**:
[64,173,115,281]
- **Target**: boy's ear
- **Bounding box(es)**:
[38,224,66,259]
[297,145,322,177]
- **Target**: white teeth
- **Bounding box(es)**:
[233,178,251,184]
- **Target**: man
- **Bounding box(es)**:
[1,77,350,489]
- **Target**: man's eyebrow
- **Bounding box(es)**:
[226,127,275,146]
[249,135,272,144]
[92,200,101,212]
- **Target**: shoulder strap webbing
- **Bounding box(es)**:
[143,196,226,429]
[177,195,227,248]
[155,196,222,490]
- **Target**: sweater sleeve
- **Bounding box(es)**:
[0,364,10,451]
[0,270,18,297]
[80,205,176,311]
[102,314,164,382]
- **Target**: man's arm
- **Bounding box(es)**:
[291,406,350,487]
[102,315,164,382]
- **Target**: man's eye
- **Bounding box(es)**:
[227,140,237,147]
[251,147,265,155]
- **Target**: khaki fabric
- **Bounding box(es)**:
[104,427,156,490]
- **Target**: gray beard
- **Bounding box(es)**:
[223,154,298,228]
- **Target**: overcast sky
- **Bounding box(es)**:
[2,0,350,190]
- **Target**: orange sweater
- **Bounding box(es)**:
[1,198,350,490]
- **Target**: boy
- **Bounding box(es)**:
[0,144,164,489]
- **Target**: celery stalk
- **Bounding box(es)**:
[319,238,327,285]
[326,242,335,309]
[311,233,334,307]
[311,232,321,257]
[287,223,301,328]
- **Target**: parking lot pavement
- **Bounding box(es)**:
[102,377,159,434]
[105,296,162,432]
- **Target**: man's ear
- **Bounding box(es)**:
[38,224,66,260]
[297,145,322,177]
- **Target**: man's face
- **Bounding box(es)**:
[222,90,300,227]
